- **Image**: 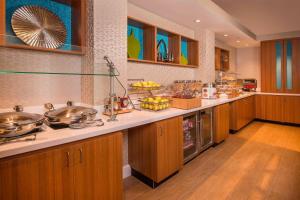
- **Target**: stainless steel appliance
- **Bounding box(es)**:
[242,79,257,92]
[183,112,199,163]
[198,108,214,151]
[183,108,214,163]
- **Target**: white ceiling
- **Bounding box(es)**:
[212,0,300,37]
[128,0,259,48]
[129,0,300,48]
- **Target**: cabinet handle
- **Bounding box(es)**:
[66,152,70,167]
[79,148,83,163]
[158,125,163,136]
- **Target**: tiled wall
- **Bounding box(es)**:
[0,48,82,109]
[93,0,127,105]
[196,29,216,83]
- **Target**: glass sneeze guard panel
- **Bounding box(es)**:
[275,41,282,90]
[286,40,293,90]
[0,34,119,77]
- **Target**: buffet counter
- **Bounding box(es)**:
[0,92,256,158]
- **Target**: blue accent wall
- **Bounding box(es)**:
[6,0,72,50]
[127,25,144,60]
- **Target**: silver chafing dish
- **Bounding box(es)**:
[44,101,98,127]
[0,105,45,138]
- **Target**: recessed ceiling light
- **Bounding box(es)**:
[224,34,229,37]
[194,19,201,23]
[236,40,241,43]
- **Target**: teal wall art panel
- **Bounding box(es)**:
[181,38,188,65]
[275,41,282,90]
[6,0,72,50]
[286,40,293,90]
[127,24,144,60]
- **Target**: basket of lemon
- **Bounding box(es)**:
[131,81,162,91]
[140,97,170,111]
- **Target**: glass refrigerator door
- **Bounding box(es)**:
[183,113,199,163]
[199,108,214,151]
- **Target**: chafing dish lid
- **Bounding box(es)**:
[0,112,44,128]
[44,106,97,121]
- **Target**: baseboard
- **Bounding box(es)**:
[123,164,131,179]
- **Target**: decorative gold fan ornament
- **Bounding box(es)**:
[11,5,67,49]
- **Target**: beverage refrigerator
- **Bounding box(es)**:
[183,108,214,163]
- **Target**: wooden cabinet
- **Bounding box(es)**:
[230,96,255,131]
[128,117,183,185]
[214,103,230,144]
[283,96,300,124]
[255,95,284,122]
[215,47,230,71]
[0,132,123,200]
[128,17,199,68]
[0,150,55,200]
[261,38,300,93]
[256,95,300,124]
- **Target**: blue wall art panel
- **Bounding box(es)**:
[127,24,144,60]
[6,0,72,50]
[181,38,188,65]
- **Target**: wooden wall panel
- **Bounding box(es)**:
[290,38,300,93]
[261,40,285,93]
[0,0,5,45]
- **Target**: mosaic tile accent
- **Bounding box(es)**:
[93,0,127,105]
[81,0,94,105]
[195,29,216,83]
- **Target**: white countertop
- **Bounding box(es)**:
[0,93,258,159]
[256,92,300,96]
[1,91,299,159]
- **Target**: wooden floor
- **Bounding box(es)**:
[124,121,300,200]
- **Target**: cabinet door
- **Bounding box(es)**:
[255,95,284,122]
[128,124,157,180]
[283,96,300,124]
[261,40,285,93]
[230,97,255,131]
[53,146,75,200]
[284,38,300,93]
[73,132,123,200]
[0,151,55,200]
[215,47,221,70]
[155,117,182,182]
[214,103,229,144]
